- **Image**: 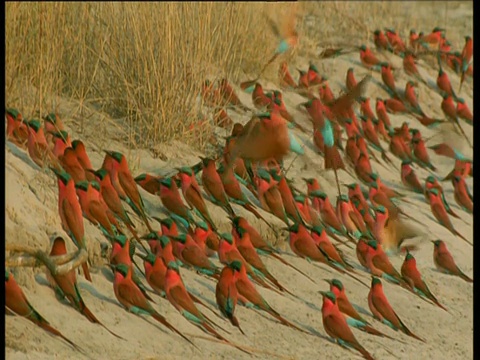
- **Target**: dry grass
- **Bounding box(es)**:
[5,2,471,152]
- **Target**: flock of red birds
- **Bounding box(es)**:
[6,23,473,360]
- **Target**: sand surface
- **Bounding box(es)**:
[6,3,473,360]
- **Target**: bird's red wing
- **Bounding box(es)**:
[62,199,84,246]
[117,282,150,311]
[169,284,202,318]
[323,312,356,342]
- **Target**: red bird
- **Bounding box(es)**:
[278,61,297,90]
[346,68,357,92]
[5,108,29,148]
[368,277,425,342]
[51,168,91,282]
[380,62,398,96]
[6,269,80,350]
[456,98,473,125]
[426,188,471,246]
[441,94,471,147]
[46,236,123,338]
[401,251,448,311]
[437,67,458,100]
[359,45,382,69]
[134,173,161,195]
[452,175,473,214]
[401,160,423,193]
[215,261,245,335]
[458,36,473,92]
[71,140,95,181]
[373,29,390,51]
[432,240,473,283]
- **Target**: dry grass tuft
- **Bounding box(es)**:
[6,2,471,152]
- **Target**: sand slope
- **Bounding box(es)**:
[6,5,472,360]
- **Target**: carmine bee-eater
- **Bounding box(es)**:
[346,68,358,92]
[432,240,473,283]
[319,291,375,360]
[452,175,473,214]
[170,233,219,276]
[164,261,251,354]
[400,251,448,311]
[110,234,153,301]
[50,130,71,159]
[5,108,28,147]
[374,29,390,51]
[279,61,298,90]
[112,263,195,346]
[310,226,351,269]
[75,180,121,239]
[324,279,395,339]
[458,36,473,92]
[437,66,459,101]
[134,173,162,195]
[424,176,461,220]
[234,258,311,335]
[60,147,87,183]
[26,119,58,168]
[404,81,424,116]
[6,269,81,350]
[402,51,427,86]
[218,78,249,111]
[359,45,382,69]
[71,140,95,181]
[157,177,195,229]
[46,236,124,338]
[380,62,398,97]
[384,28,406,54]
[368,277,425,342]
[441,94,471,147]
[216,261,245,335]
[364,239,411,289]
[414,26,444,50]
[103,150,153,231]
[426,188,471,246]
[200,157,236,217]
[89,168,139,238]
[232,223,290,293]
[177,166,217,231]
[400,160,423,193]
[456,98,473,126]
[50,167,91,282]
[218,233,274,291]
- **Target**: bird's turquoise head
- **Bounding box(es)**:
[371,276,382,286]
[27,119,42,132]
[360,45,367,51]
[374,29,381,36]
[113,234,128,247]
[287,222,300,234]
[140,251,157,265]
[159,235,171,249]
[428,188,439,196]
[5,269,10,281]
[6,108,20,119]
[426,175,436,183]
[158,177,174,189]
[374,205,386,214]
[95,168,109,181]
[159,217,175,229]
[172,234,187,244]
[319,290,337,304]
[228,260,243,272]
[167,261,180,272]
[105,150,124,163]
[325,278,344,291]
[114,263,130,277]
[141,231,161,241]
[74,181,90,192]
[220,232,234,244]
[43,113,58,124]
[310,225,325,236]
[432,239,442,248]
[196,221,209,231]
[310,190,327,200]
[51,167,71,185]
[177,166,193,176]
[367,240,378,250]
[134,173,147,182]
[71,140,83,150]
[405,252,415,261]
